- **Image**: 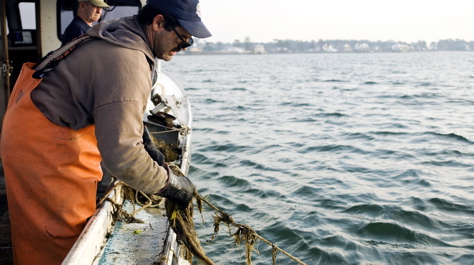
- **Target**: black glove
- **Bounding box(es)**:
[158,165,195,210]
[143,126,165,166]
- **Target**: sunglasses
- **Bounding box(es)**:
[170,26,193,49]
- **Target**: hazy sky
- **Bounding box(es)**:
[199,0,474,43]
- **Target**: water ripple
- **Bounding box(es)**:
[165,52,474,264]
[356,222,450,246]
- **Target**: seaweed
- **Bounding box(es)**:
[192,192,308,265]
[164,165,307,265]
[98,133,307,265]
[102,180,307,265]
[164,164,215,265]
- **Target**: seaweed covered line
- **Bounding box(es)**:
[99,174,307,264]
[192,193,308,265]
[163,165,307,264]
[97,137,307,265]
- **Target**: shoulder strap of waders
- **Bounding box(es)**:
[33,34,92,79]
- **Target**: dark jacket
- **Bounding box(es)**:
[62,16,91,45]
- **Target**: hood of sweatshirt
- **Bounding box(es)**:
[88,16,154,64]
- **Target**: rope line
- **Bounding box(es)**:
[195,193,307,265]
[98,181,306,264]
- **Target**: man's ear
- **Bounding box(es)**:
[152,14,165,31]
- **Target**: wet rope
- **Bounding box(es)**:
[193,193,307,265]
[97,181,163,224]
[99,177,307,264]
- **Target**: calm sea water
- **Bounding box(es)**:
[164,52,474,265]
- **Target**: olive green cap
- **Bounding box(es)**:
[79,0,110,8]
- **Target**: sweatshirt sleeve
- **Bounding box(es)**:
[91,48,168,194]
[94,100,169,194]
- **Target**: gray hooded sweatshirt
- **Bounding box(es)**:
[31,16,168,193]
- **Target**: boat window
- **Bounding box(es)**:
[57,0,142,41]
[5,0,36,33]
[8,1,37,46]
[19,2,36,29]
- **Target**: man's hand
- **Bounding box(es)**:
[158,165,195,210]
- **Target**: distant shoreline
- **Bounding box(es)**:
[186,39,474,54]
[181,50,472,56]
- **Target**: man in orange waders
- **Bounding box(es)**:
[0,0,211,264]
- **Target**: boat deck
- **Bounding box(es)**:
[95,200,168,264]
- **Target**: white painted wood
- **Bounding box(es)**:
[39,1,61,56]
[62,186,123,265]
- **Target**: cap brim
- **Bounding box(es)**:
[178,19,212,38]
[89,0,110,8]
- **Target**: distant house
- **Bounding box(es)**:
[354,43,370,52]
[253,44,266,54]
[343,44,352,52]
[221,46,246,54]
[391,43,414,52]
[322,44,337,52]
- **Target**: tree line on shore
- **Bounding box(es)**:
[189,38,474,54]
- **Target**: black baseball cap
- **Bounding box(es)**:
[147,0,212,38]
